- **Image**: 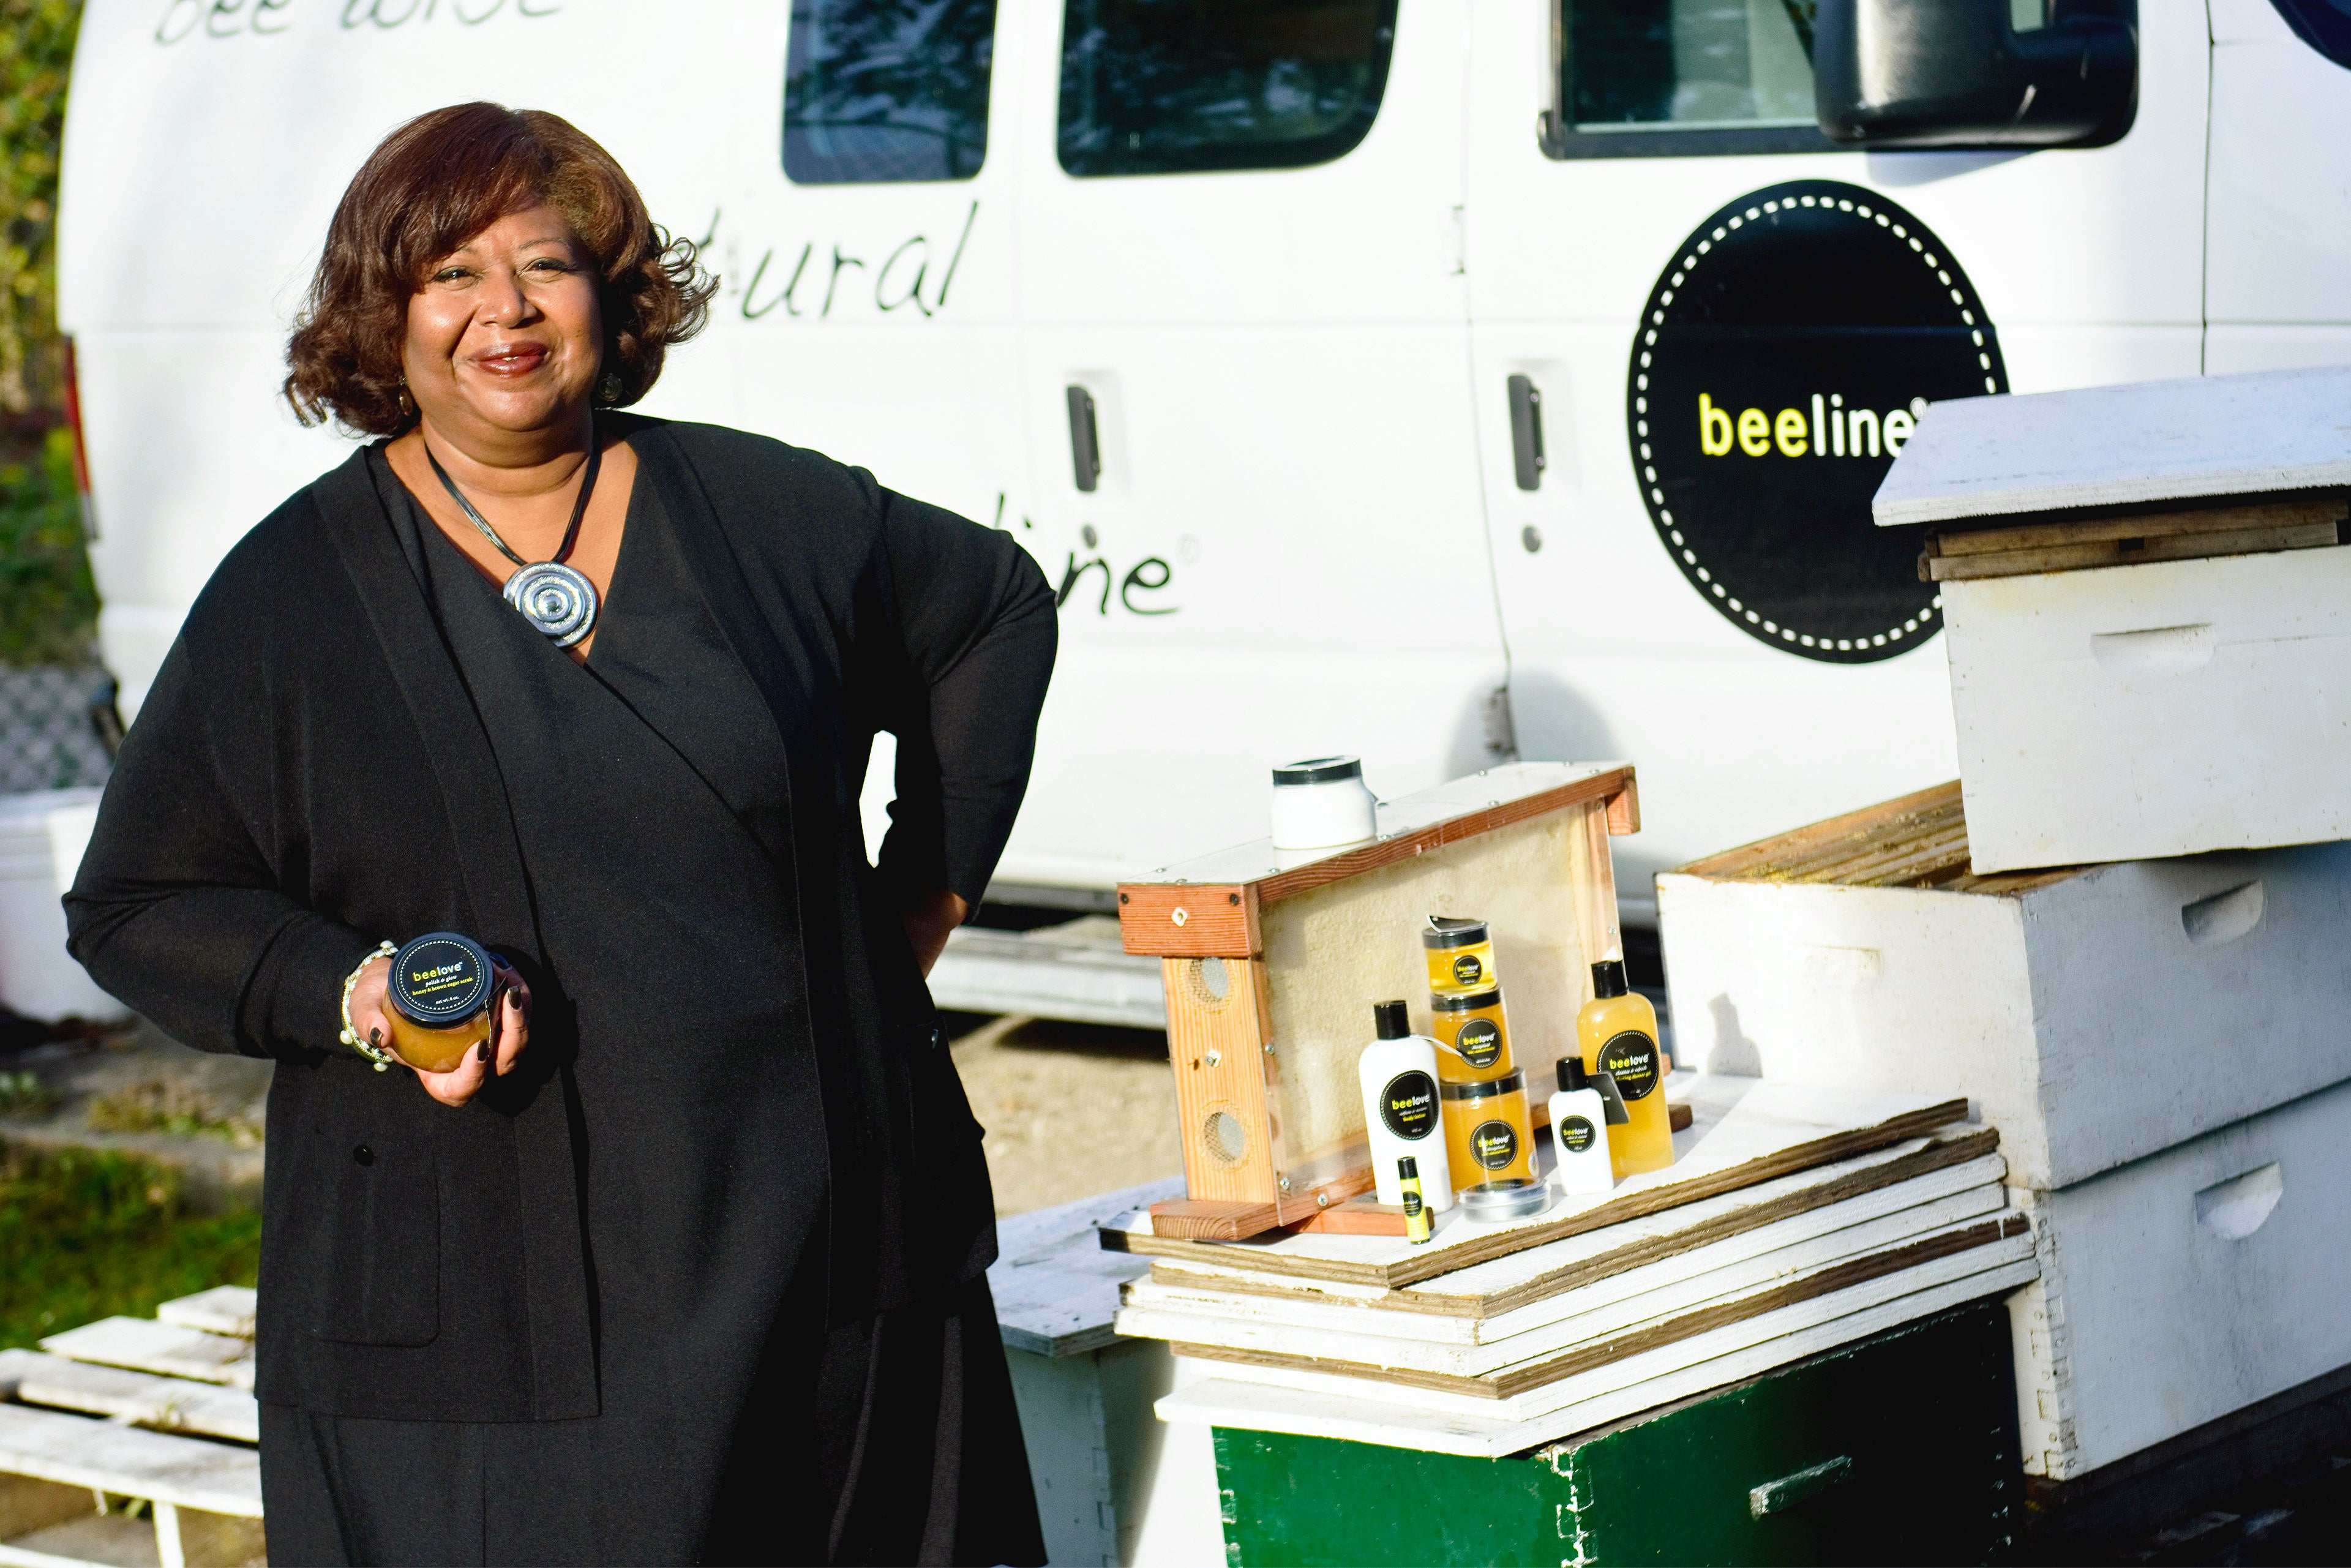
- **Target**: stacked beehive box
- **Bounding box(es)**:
[1661,366,2351,1487]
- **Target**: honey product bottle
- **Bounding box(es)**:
[1577,958,1673,1177]
[1359,1001,1453,1211]
[1423,916,1497,994]
[1428,986,1516,1084]
[1398,1156,1433,1244]
[1550,1058,1616,1197]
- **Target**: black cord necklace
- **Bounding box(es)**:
[426,438,603,648]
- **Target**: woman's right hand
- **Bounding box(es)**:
[346,955,531,1107]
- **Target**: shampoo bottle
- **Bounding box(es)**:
[1359,1000,1453,1211]
[1550,1058,1616,1196]
[1577,958,1674,1177]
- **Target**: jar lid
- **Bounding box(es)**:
[1439,1068,1524,1101]
[1270,756,1362,786]
[1458,1178,1550,1221]
[388,932,493,1026]
[1430,986,1502,1013]
[1422,916,1490,950]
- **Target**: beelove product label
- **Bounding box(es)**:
[1559,1114,1599,1155]
[1454,1018,1503,1069]
[1381,1071,1438,1140]
[1471,1120,1518,1171]
[1599,1032,1660,1101]
[1452,953,1485,987]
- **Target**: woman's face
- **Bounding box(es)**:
[403,204,603,445]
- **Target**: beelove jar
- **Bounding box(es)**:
[384,931,500,1073]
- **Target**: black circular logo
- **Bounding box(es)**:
[1452,953,1485,987]
[1628,181,2006,663]
[1379,1071,1438,1141]
[1599,1032,1660,1101]
[1471,1120,1519,1171]
[1559,1114,1599,1155]
[1454,1018,1504,1069]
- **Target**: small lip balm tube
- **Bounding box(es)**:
[385,931,499,1074]
[1398,1155,1433,1244]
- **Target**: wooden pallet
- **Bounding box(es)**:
[1919,493,2348,582]
[0,1289,262,1568]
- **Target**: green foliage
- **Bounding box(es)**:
[0,424,96,666]
[0,0,82,414]
[0,1067,60,1117]
[0,1140,260,1352]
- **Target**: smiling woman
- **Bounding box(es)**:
[62,103,1056,1567]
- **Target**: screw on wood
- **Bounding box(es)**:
[1172,907,1189,926]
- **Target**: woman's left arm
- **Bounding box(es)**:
[869,489,1058,965]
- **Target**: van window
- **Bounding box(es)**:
[784,0,998,184]
[1057,0,1398,176]
[1550,0,1833,157]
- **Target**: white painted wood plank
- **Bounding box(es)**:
[1873,366,2351,527]
[36,1322,252,1392]
[1120,1079,1959,1281]
[1185,1229,2036,1425]
[989,1176,1183,1358]
[1945,547,2351,871]
[1659,841,2351,1188]
[1122,1184,2007,1375]
[151,1289,253,1342]
[1158,1257,2041,1459]
[0,1351,257,1447]
[0,1405,260,1519]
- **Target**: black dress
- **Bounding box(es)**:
[253,450,1043,1566]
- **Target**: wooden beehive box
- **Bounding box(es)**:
[1117,762,1638,1239]
[1875,366,2351,874]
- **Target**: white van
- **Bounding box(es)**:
[56,0,2351,928]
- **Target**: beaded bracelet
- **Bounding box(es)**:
[339,941,398,1071]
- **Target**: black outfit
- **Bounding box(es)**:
[64,419,1056,1565]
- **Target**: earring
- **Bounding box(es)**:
[597,370,623,405]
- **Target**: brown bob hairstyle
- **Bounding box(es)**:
[284,103,714,435]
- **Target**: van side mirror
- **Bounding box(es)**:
[1813,0,2137,148]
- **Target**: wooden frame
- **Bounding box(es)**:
[1117,763,1639,1239]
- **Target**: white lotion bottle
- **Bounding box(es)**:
[1551,1057,1616,1198]
[1360,1000,1453,1212]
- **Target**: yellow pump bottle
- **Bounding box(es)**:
[1577,958,1673,1177]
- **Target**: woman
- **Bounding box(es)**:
[64,103,1055,1567]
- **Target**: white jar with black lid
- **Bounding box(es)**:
[1269,755,1378,850]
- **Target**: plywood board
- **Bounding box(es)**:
[986,1176,1180,1359]
[1873,366,2351,527]
[37,1319,253,1390]
[1120,1185,2007,1379]
[0,1349,258,1445]
[1172,1230,2036,1429]
[1104,1078,1968,1290]
[0,1403,261,1518]
[1142,1138,2001,1330]
[153,1287,255,1341]
[1157,1258,2041,1459]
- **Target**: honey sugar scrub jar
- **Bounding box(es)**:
[384,931,500,1073]
[1422,915,1496,994]
[1428,986,1516,1084]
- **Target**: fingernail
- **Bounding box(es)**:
[369,1027,381,1045]
[478,1039,492,1062]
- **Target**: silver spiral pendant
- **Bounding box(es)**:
[503,560,598,648]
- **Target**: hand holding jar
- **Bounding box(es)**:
[345,932,531,1106]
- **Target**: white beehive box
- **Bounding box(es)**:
[2008,1075,2351,1480]
[1655,783,2351,1191]
[1876,366,2351,875]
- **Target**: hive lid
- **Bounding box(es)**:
[1873,366,2351,530]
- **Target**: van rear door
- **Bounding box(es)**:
[1463,0,2211,891]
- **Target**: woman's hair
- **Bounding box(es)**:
[283,102,714,435]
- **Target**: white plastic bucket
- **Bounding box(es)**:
[0,786,125,1021]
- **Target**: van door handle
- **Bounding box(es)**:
[1067,386,1103,492]
[1507,374,1546,491]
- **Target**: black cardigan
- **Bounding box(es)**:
[64,419,1057,1421]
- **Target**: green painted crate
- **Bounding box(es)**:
[1213,1300,2024,1567]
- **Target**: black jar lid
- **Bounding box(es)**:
[1439,1068,1524,1101]
[1270,756,1362,786]
[1430,986,1502,1013]
[388,932,493,1026]
[1422,916,1490,950]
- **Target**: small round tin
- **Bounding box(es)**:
[1457,1177,1551,1223]
[385,931,497,1073]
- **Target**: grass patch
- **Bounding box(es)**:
[0,1067,58,1118]
[0,1140,259,1351]
[86,1078,262,1149]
